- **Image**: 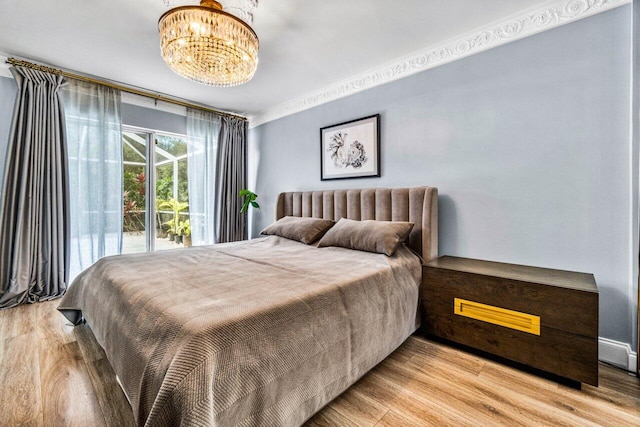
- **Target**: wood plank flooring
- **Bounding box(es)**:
[1,300,639,426]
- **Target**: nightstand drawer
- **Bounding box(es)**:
[421,299,598,386]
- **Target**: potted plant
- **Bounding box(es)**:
[239,189,259,214]
[160,197,189,243]
[166,222,176,241]
[181,220,192,247]
[175,219,188,245]
[155,197,168,238]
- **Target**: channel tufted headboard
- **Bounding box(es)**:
[275,187,438,261]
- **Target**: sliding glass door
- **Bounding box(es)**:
[122,130,148,253]
[154,134,190,251]
[122,127,191,253]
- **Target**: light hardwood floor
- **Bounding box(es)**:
[1,300,639,426]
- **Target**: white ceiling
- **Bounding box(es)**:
[0,0,599,120]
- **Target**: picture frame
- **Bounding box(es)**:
[320,114,380,181]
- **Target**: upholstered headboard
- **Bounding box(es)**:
[275,187,438,261]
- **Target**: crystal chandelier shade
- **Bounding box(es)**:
[159,0,259,87]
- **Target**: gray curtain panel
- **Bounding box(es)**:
[215,116,247,243]
[0,67,70,309]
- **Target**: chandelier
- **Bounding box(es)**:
[159,0,259,87]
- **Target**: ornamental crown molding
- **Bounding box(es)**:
[163,0,258,24]
[249,0,630,128]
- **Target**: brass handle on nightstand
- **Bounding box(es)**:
[454,298,541,335]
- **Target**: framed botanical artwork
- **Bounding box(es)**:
[320,114,380,181]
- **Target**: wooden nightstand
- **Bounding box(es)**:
[421,256,599,386]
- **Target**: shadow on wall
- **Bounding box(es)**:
[598,285,633,345]
[437,194,458,258]
[250,200,269,238]
[247,130,261,238]
[248,126,265,238]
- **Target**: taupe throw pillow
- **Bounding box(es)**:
[260,216,335,244]
[317,218,414,256]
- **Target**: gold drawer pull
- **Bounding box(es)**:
[454,298,540,335]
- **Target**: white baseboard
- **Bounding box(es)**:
[599,337,637,372]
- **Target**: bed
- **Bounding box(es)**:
[58,186,438,426]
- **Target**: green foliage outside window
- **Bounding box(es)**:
[122,134,190,233]
[123,168,145,232]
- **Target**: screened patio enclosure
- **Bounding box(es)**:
[122,129,190,253]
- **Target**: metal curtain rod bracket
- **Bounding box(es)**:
[5,57,247,122]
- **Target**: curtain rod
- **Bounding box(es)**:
[5,57,247,122]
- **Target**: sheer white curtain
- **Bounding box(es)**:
[187,108,221,245]
[62,80,122,280]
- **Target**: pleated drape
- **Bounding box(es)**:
[0,67,69,309]
[215,116,247,243]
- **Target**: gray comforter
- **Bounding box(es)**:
[58,236,421,427]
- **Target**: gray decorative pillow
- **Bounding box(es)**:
[317,218,414,256]
[260,216,335,244]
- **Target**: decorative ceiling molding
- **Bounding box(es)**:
[249,0,630,128]
[163,0,258,24]
[222,0,258,25]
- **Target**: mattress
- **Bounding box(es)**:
[58,235,421,426]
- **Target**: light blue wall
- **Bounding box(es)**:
[249,7,636,348]
[0,76,17,190]
[122,103,186,135]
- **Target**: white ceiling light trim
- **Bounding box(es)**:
[249,0,629,128]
